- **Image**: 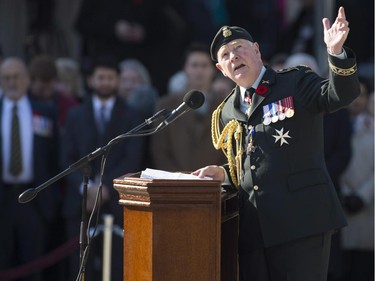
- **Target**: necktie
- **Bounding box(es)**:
[244,88,255,105]
[97,104,108,135]
[10,104,22,176]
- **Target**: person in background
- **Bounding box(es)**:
[283,52,320,73]
[340,85,374,281]
[268,52,288,71]
[167,70,188,96]
[151,43,227,172]
[55,57,85,102]
[210,74,236,98]
[277,0,315,56]
[28,54,79,131]
[193,7,360,281]
[118,58,159,119]
[0,57,59,281]
[118,58,159,168]
[61,57,144,281]
[28,55,80,280]
[74,0,173,93]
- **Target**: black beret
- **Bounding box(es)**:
[210,26,254,62]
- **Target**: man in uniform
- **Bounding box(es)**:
[193,7,359,281]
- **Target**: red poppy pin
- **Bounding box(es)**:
[255,85,268,95]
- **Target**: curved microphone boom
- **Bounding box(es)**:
[161,90,205,126]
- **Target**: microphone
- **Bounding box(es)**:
[145,108,171,125]
[162,90,205,126]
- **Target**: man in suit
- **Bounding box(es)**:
[0,57,59,280]
[61,57,144,281]
[192,7,360,281]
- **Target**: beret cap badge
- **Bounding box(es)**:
[210,26,254,62]
[223,27,232,38]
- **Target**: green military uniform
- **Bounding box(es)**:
[220,48,358,246]
[209,23,360,280]
[216,49,359,280]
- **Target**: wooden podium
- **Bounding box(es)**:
[113,173,238,281]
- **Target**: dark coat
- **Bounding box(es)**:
[323,108,352,195]
[0,97,59,221]
[61,97,144,221]
[219,48,360,249]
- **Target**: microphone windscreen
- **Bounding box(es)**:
[183,90,205,110]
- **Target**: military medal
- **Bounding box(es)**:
[247,139,255,154]
[271,103,279,123]
[262,105,272,125]
[277,100,286,120]
[246,126,256,153]
[246,107,251,118]
[284,96,295,118]
[263,97,294,125]
[272,127,292,146]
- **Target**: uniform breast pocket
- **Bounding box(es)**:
[262,118,298,148]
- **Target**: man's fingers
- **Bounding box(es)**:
[322,18,331,32]
[192,166,224,182]
[338,6,346,20]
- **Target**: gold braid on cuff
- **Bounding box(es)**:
[211,101,243,188]
[328,60,357,76]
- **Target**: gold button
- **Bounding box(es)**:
[250,165,256,170]
[253,185,259,191]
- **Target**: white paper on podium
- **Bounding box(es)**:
[140,168,212,181]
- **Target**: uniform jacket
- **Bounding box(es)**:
[0,97,59,222]
[61,96,144,221]
[220,48,360,247]
[323,108,352,195]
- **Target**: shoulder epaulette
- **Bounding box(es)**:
[276,66,304,73]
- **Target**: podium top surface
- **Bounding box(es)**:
[113,173,225,207]
[113,172,222,188]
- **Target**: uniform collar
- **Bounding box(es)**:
[239,66,267,100]
[224,66,277,122]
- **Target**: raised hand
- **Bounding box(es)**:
[322,6,350,55]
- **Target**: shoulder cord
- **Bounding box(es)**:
[211,101,243,188]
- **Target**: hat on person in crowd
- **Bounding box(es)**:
[210,26,254,62]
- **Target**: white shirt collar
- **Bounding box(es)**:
[92,95,116,113]
[3,94,29,110]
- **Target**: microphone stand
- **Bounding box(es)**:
[18,109,170,204]
[80,171,90,281]
[18,109,170,281]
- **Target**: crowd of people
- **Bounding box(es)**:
[0,0,373,281]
